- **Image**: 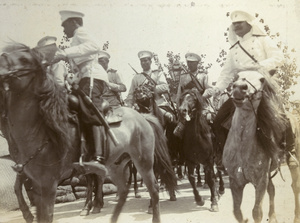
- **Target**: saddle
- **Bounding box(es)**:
[67,93,122,125]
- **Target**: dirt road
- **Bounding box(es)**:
[0,165,296,223]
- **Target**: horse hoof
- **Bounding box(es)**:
[218,189,225,195]
[91,207,101,214]
[197,181,203,187]
[196,199,205,206]
[24,213,34,223]
[202,183,209,189]
[135,192,141,198]
[80,209,90,216]
[178,175,184,180]
[148,207,153,214]
[209,204,219,212]
[170,195,177,201]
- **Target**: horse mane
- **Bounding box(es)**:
[35,72,72,154]
[14,42,72,154]
[2,42,30,53]
[180,88,211,142]
[256,72,286,162]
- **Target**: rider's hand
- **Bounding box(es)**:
[212,87,221,97]
[52,49,67,63]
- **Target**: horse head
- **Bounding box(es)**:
[232,71,265,108]
[134,84,154,112]
[178,88,205,121]
[0,43,46,93]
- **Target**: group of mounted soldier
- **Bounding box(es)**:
[38,9,298,178]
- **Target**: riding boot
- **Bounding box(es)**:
[173,121,185,139]
[283,119,299,168]
[81,126,107,176]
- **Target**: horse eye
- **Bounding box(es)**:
[19,57,30,65]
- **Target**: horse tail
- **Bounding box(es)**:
[144,115,177,193]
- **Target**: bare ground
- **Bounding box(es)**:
[0,164,296,223]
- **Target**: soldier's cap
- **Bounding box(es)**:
[98,51,110,59]
[185,52,201,62]
[230,10,255,23]
[37,36,57,47]
[59,10,85,24]
[138,50,153,59]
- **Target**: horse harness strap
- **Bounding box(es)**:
[0,52,40,80]
[12,141,49,174]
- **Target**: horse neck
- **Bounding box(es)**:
[6,89,47,143]
[231,100,260,138]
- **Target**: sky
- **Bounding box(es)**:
[0,0,299,101]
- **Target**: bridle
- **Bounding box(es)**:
[233,77,265,117]
[0,49,41,82]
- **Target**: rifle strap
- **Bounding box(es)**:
[188,72,204,94]
[141,72,157,86]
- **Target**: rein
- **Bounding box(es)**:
[0,51,41,81]
[239,78,283,176]
[12,141,49,174]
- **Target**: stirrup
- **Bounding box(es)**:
[288,151,299,168]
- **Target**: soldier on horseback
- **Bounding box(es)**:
[212,10,298,168]
[53,10,110,175]
[173,52,214,138]
[125,50,173,125]
[98,51,127,109]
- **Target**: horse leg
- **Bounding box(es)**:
[110,166,131,223]
[229,177,247,223]
[217,169,225,195]
[267,178,278,223]
[80,174,93,216]
[252,177,268,223]
[15,174,34,223]
[91,174,104,213]
[187,163,204,206]
[289,166,300,223]
[32,180,57,223]
[196,164,203,187]
[204,164,219,212]
[132,164,141,198]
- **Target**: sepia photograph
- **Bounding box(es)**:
[0,0,299,222]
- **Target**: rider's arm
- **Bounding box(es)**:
[64,28,100,58]
[215,52,235,93]
[259,36,284,72]
[108,72,127,93]
[124,75,138,107]
[155,72,169,94]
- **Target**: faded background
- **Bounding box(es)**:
[0,0,299,100]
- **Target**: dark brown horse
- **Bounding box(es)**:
[223,70,287,223]
[0,42,177,223]
[177,88,219,212]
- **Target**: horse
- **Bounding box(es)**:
[286,111,300,223]
[0,42,177,223]
[177,88,219,211]
[133,84,177,201]
[223,70,287,223]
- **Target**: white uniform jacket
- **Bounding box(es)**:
[216,29,284,92]
[125,69,169,107]
[64,27,108,82]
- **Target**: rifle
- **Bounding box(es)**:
[73,85,119,146]
[128,63,139,75]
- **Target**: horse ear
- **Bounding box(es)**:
[259,77,265,84]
